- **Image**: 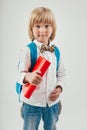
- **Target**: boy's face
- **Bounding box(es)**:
[32,23,53,45]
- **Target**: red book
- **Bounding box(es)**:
[22,56,51,98]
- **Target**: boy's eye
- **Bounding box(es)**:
[36,25,40,28]
[45,25,50,28]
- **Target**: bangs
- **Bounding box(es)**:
[30,7,55,26]
[33,12,54,25]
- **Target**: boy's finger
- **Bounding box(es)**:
[34,70,41,74]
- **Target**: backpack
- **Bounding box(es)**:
[16,41,60,102]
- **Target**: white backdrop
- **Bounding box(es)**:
[0,0,87,130]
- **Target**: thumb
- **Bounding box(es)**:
[34,70,41,75]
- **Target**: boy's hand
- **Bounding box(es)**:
[49,86,62,101]
[24,70,42,86]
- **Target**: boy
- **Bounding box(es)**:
[17,7,65,130]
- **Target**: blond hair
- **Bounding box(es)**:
[28,7,56,41]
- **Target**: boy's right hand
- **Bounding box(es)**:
[23,70,42,86]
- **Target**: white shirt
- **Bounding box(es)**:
[17,39,65,107]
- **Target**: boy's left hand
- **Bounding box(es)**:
[49,86,62,101]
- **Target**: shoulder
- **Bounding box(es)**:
[18,44,31,58]
[27,41,36,47]
[23,41,36,52]
[50,42,60,50]
[53,44,60,50]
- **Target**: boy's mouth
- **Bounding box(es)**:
[38,35,47,37]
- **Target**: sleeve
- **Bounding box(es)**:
[56,55,65,90]
[16,47,31,85]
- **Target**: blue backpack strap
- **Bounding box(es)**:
[16,41,37,102]
[54,46,60,71]
[27,41,37,71]
[16,82,22,102]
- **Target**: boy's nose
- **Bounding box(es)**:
[40,27,46,33]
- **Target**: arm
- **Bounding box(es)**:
[49,56,65,101]
[16,47,31,85]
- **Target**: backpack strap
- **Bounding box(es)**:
[16,82,22,102]
[54,46,60,71]
[27,42,37,71]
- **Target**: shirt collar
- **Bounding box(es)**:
[33,39,53,49]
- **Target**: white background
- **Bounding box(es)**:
[0,0,87,130]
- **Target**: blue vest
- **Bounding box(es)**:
[16,41,60,102]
